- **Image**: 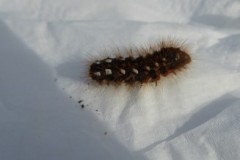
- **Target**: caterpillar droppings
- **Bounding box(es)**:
[88,41,191,86]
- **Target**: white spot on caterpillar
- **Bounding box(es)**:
[162,58,166,61]
[105,58,112,63]
[146,66,151,71]
[175,54,180,60]
[105,69,112,75]
[95,61,101,64]
[155,62,159,67]
[120,69,126,75]
[132,68,139,74]
[94,72,101,76]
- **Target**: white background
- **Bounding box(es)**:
[0,0,240,159]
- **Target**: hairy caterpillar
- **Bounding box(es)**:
[88,40,191,86]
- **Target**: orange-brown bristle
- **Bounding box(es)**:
[89,46,191,85]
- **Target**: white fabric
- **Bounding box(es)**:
[0,0,240,159]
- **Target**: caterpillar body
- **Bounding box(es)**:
[89,41,191,86]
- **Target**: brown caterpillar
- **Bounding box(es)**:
[89,41,191,86]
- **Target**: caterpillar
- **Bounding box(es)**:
[88,41,191,86]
